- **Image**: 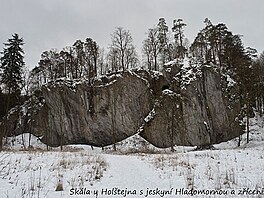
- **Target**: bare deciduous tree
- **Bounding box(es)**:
[109,27,138,71]
[142,27,161,71]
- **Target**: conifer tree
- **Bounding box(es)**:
[0,33,25,150]
[157,18,170,64]
[0,33,25,111]
[172,19,187,59]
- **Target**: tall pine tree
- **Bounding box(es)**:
[172,18,187,59]
[0,33,25,111]
[0,33,25,150]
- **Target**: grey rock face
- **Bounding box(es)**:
[1,72,153,147]
[42,72,154,146]
[140,67,243,147]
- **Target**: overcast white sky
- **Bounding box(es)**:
[0,0,263,69]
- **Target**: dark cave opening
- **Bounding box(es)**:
[162,85,170,91]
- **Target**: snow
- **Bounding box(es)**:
[97,79,118,87]
[226,74,236,87]
[131,71,150,88]
[144,108,156,123]
[0,115,264,198]
[165,57,233,91]
[166,57,204,90]
[164,60,178,66]
[151,70,163,79]
[162,89,174,95]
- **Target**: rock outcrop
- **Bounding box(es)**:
[1,72,153,147]
[140,66,243,147]
[0,62,244,148]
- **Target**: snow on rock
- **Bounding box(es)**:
[174,64,203,90]
[151,70,163,79]
[226,74,236,87]
[97,79,118,87]
[164,60,178,66]
[162,89,174,95]
[144,108,156,123]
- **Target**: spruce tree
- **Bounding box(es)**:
[0,33,25,113]
[1,33,25,96]
[157,18,170,64]
[0,33,25,149]
[172,18,187,59]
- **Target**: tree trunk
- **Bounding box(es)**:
[170,102,175,152]
[111,87,117,151]
[154,55,157,71]
[237,135,241,147]
[246,93,250,144]
[246,105,250,144]
[0,127,3,151]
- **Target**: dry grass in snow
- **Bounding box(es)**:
[0,150,107,198]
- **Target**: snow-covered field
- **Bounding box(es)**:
[0,116,263,198]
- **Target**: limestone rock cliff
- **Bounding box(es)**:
[0,62,243,148]
[1,72,153,147]
[140,65,243,147]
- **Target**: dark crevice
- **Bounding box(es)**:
[162,85,170,91]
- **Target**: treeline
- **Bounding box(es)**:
[29,27,139,91]
[188,19,264,143]
[29,18,190,90]
[0,18,264,123]
[252,53,264,116]
[189,19,263,116]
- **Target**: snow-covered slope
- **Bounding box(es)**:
[0,116,263,198]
